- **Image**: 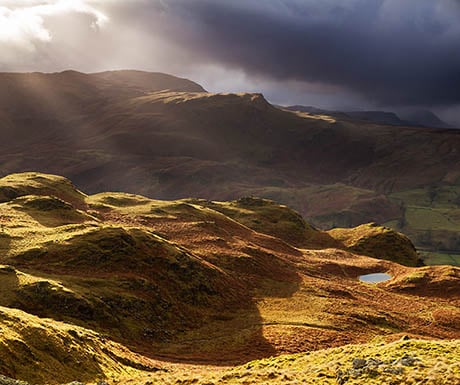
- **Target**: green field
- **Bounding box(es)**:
[385,186,460,266]
[419,251,460,266]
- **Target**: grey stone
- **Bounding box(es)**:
[384,367,405,375]
[366,358,383,368]
[336,369,349,385]
[394,355,418,367]
[0,375,29,385]
[352,358,367,369]
[348,368,364,378]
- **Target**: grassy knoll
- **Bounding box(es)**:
[0,173,458,384]
[113,339,460,385]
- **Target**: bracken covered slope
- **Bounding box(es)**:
[0,172,458,384]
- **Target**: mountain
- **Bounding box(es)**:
[398,108,453,129]
[0,70,460,266]
[0,172,458,384]
[286,105,452,128]
[286,105,407,126]
[345,110,408,126]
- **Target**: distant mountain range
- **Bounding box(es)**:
[0,70,459,265]
[285,105,453,128]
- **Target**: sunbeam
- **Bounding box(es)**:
[0,0,108,49]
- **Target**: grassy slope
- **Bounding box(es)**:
[217,339,460,385]
[195,197,420,266]
[0,173,458,384]
[0,304,161,384]
[328,223,421,266]
[115,339,460,385]
[193,197,338,248]
[1,72,460,266]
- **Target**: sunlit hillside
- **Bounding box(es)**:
[1,0,459,383]
[0,172,458,384]
[0,71,459,266]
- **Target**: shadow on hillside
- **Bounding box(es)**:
[141,267,303,365]
[4,238,303,366]
[0,193,305,366]
[12,197,88,228]
[0,265,19,301]
[21,210,87,228]
[0,232,11,258]
[0,266,133,383]
[140,256,302,366]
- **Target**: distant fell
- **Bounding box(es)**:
[0,70,205,113]
[398,108,452,129]
[93,70,207,93]
[1,70,460,266]
[286,105,452,128]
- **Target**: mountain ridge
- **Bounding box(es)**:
[0,70,460,266]
[285,105,454,128]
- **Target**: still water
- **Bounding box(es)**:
[359,273,392,283]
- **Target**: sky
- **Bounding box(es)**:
[0,0,459,125]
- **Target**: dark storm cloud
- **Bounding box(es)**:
[1,1,459,111]
[133,0,460,107]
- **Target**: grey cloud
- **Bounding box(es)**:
[140,0,460,107]
[0,0,459,113]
